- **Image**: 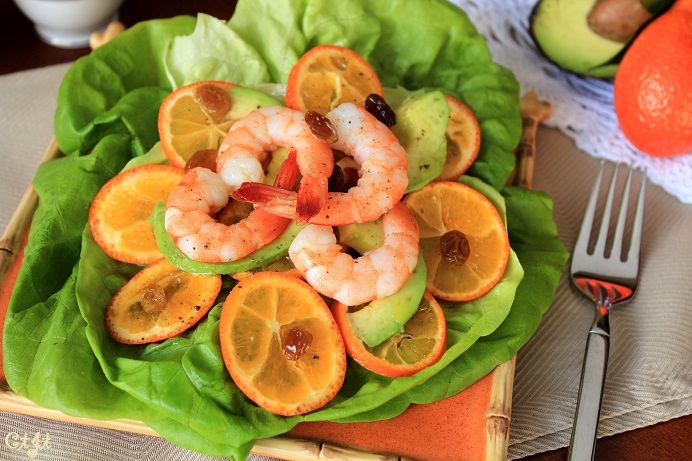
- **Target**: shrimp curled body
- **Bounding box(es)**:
[216,106,334,223]
[233,103,409,226]
[288,202,420,305]
[165,167,291,263]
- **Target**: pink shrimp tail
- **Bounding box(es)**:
[231,149,300,216]
[273,149,299,190]
[231,149,330,225]
[296,175,328,225]
[232,183,298,218]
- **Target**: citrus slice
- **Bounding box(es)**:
[219,272,346,416]
[105,258,222,344]
[158,82,283,168]
[158,80,235,168]
[285,44,383,114]
[403,181,510,302]
[89,164,184,265]
[436,95,481,181]
[332,291,447,378]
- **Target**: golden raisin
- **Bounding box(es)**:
[305,111,339,143]
[185,149,219,173]
[141,283,167,313]
[281,325,313,361]
[194,84,232,123]
[440,230,471,266]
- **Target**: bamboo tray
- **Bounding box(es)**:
[0,90,548,460]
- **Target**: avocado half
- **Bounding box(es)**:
[529,0,623,78]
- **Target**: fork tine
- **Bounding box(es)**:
[611,165,633,261]
[593,163,619,257]
[627,169,647,263]
[574,161,605,257]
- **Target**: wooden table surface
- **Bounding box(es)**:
[0,0,689,460]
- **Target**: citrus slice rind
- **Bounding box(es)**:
[403,180,510,302]
[89,164,184,265]
[219,272,346,416]
[158,80,236,168]
[436,95,481,181]
[158,81,283,168]
[332,291,447,378]
[105,258,222,345]
[285,44,383,114]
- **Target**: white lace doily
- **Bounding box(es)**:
[454,0,692,204]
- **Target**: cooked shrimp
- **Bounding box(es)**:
[288,202,420,305]
[165,151,299,263]
[216,106,333,224]
[232,103,408,226]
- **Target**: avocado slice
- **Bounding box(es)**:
[530,0,624,77]
[338,219,385,253]
[529,0,674,78]
[227,85,282,116]
[150,202,302,274]
[262,146,291,185]
[345,253,427,347]
[338,220,426,347]
[386,90,449,193]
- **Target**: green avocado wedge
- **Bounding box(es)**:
[529,0,674,78]
[150,202,302,274]
[225,85,283,118]
[389,90,449,193]
[530,0,623,77]
[338,219,385,253]
[345,253,427,347]
[338,220,427,347]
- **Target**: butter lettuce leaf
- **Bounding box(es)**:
[54,16,195,156]
[2,134,165,423]
[164,13,270,89]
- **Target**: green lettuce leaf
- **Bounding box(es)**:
[164,13,271,88]
[2,134,165,422]
[54,16,196,155]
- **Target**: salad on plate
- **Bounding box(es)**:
[3,1,568,459]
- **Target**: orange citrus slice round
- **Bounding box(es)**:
[105,258,222,344]
[158,80,235,168]
[437,95,481,181]
[332,291,447,378]
[285,44,383,114]
[403,181,510,302]
[89,164,184,265]
[219,272,346,416]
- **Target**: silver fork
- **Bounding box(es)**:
[567,161,646,461]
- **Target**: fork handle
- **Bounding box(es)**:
[568,311,610,461]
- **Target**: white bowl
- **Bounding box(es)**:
[14,0,124,49]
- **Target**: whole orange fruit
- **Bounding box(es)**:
[614,0,692,157]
